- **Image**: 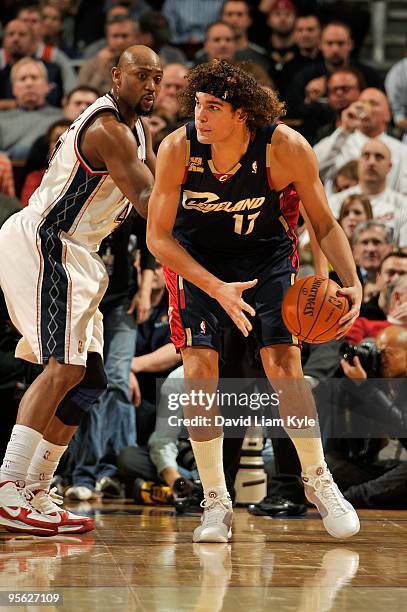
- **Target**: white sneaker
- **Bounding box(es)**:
[64,486,97,501]
[193,489,233,543]
[302,463,360,539]
[0,480,58,536]
[27,485,94,534]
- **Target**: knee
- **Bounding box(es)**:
[55,354,107,427]
[264,351,303,379]
[182,349,218,380]
[46,359,85,392]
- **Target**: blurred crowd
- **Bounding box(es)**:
[0,0,406,512]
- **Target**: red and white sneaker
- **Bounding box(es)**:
[26,485,95,534]
[0,480,58,536]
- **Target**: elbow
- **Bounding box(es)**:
[146,226,164,260]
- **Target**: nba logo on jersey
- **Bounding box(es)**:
[200,320,206,335]
[189,156,204,173]
[252,161,258,174]
[78,340,84,353]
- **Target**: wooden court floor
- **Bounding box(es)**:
[0,500,406,611]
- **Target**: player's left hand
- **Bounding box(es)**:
[340,356,367,382]
[335,283,362,339]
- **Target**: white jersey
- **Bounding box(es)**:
[0,92,147,367]
[28,92,147,252]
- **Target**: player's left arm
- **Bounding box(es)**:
[278,127,362,337]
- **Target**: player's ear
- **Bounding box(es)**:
[236,108,247,123]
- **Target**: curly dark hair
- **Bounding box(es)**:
[178,60,285,131]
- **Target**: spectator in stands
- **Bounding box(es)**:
[360,252,407,321]
[82,4,131,59]
[105,0,150,21]
[65,214,156,500]
[338,324,407,509]
[351,220,393,285]
[302,67,365,144]
[294,11,321,63]
[338,194,373,242]
[289,21,383,119]
[40,1,77,58]
[385,55,407,137]
[194,21,237,65]
[315,88,407,195]
[0,57,63,160]
[21,85,98,194]
[20,118,71,205]
[333,160,359,193]
[0,154,16,197]
[78,14,138,94]
[265,0,297,96]
[318,68,365,139]
[329,139,407,247]
[136,11,188,65]
[62,85,99,120]
[155,63,188,122]
[17,3,77,97]
[162,0,224,45]
[220,0,270,69]
[0,18,63,108]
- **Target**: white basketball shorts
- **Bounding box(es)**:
[0,208,108,366]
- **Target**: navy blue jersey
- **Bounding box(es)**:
[173,122,300,264]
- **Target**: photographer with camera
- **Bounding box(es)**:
[339,323,407,508]
[347,272,407,344]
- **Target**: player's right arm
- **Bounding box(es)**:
[82,113,155,218]
[147,127,256,337]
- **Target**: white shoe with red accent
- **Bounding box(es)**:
[26,485,94,534]
[0,480,58,536]
[302,462,360,539]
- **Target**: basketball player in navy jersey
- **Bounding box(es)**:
[147,60,362,542]
[0,46,162,535]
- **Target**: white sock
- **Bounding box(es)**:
[0,424,43,483]
[190,436,228,499]
[26,439,68,489]
[285,426,325,472]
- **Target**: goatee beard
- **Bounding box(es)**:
[134,104,153,117]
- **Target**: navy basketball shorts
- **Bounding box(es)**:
[164,250,299,353]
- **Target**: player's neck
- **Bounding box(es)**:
[210,126,251,173]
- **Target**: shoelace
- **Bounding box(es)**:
[313,476,347,517]
[200,496,231,527]
[13,483,38,511]
[25,484,63,515]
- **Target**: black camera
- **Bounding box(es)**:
[341,339,381,377]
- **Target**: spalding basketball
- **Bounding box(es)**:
[282,275,350,343]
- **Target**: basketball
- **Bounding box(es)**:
[282,275,350,343]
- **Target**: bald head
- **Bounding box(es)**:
[3,19,34,59]
[112,46,163,117]
[117,45,161,70]
[377,325,407,350]
[359,137,392,190]
[357,88,391,137]
[376,324,407,377]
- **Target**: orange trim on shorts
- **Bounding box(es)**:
[34,219,45,363]
[61,239,73,364]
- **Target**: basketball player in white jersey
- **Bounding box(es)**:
[0,45,162,535]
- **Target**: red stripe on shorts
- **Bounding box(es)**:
[163,266,186,350]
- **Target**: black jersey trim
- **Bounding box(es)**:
[74,106,120,175]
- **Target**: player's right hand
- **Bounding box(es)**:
[213,279,257,337]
